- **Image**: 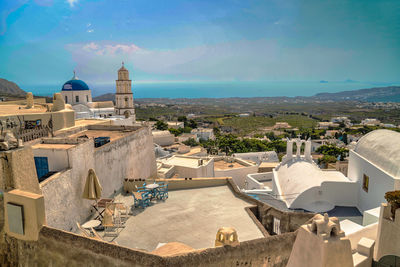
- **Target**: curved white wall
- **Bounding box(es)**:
[348,150,398,212]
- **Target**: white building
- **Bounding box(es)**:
[347,129,400,212]
[157,155,214,178]
[115,63,136,120]
[191,128,215,141]
[246,129,400,216]
[360,118,381,126]
[152,130,175,146]
[61,71,93,105]
[60,71,118,119]
[318,121,339,129]
[167,121,184,129]
[233,151,279,165]
[269,139,357,212]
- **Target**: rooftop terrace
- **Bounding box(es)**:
[214,159,248,170]
[101,186,264,251]
[0,104,47,115]
[162,156,210,168]
[68,129,130,143]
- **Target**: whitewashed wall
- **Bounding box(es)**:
[348,150,398,212]
[215,164,258,189]
[290,181,359,211]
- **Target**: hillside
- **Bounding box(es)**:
[313,86,400,102]
[93,93,115,102]
[0,78,26,96]
[94,85,400,103]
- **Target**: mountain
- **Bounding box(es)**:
[0,78,26,96]
[93,93,115,102]
[313,86,400,102]
[94,85,400,103]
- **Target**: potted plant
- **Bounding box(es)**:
[384,190,400,220]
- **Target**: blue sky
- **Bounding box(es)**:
[0,0,399,87]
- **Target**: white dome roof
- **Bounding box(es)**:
[274,159,348,209]
[354,129,400,177]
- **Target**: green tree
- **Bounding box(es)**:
[183,138,199,147]
[177,116,187,122]
[155,120,168,130]
[316,145,348,161]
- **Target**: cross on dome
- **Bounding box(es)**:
[72,70,78,80]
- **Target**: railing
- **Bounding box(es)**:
[18,125,50,142]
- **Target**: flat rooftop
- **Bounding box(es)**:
[0,104,47,116]
[259,162,280,168]
[74,119,107,127]
[163,156,210,168]
[104,186,264,251]
[68,129,130,143]
[31,143,76,150]
[214,159,248,170]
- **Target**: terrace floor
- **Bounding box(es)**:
[103,186,264,251]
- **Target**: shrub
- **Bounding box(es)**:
[385,190,400,219]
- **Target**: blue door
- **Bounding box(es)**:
[34,157,49,180]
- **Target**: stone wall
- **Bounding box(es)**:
[0,109,75,132]
[94,127,157,198]
[0,225,296,267]
[123,177,230,192]
[40,127,157,231]
[0,147,41,195]
[227,179,314,234]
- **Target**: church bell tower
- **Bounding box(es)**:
[115,62,136,120]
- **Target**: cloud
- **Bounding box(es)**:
[87,29,94,33]
[66,0,78,7]
[66,40,356,83]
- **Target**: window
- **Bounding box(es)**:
[218,233,224,242]
[75,95,79,103]
[273,217,281,235]
[86,95,89,102]
[363,174,369,192]
[65,96,68,103]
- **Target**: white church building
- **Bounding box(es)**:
[271,139,357,213]
[245,129,400,215]
[59,64,136,122]
[347,129,400,212]
[114,62,136,120]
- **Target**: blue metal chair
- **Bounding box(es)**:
[156,184,168,200]
[132,191,150,208]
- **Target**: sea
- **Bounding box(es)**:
[20,81,400,99]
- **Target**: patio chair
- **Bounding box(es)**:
[156,184,169,200]
[106,202,126,228]
[132,191,151,209]
[115,202,129,220]
[76,222,91,237]
[102,205,119,237]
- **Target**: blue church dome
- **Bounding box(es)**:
[61,71,90,91]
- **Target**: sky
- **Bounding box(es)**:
[0,0,399,88]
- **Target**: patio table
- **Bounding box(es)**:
[145,184,159,199]
[82,219,101,229]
